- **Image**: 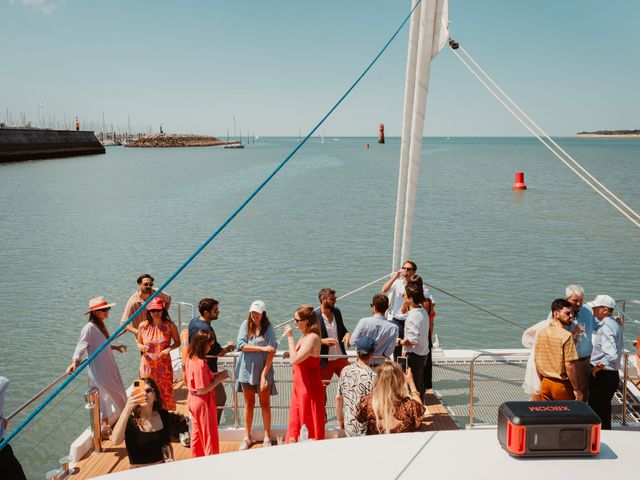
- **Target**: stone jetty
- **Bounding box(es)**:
[0,127,105,163]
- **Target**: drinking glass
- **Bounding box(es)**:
[161,445,174,463]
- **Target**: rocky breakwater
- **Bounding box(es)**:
[125,133,239,148]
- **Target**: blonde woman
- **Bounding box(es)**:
[355,361,425,435]
[283,305,325,442]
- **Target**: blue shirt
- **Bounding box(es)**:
[547,305,599,358]
[351,315,399,364]
[590,316,623,371]
[235,321,278,394]
[0,376,9,439]
[188,317,223,373]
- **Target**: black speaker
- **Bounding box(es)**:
[497,401,601,457]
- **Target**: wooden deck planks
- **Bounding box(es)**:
[74,381,457,477]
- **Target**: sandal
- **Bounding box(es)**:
[239,437,253,450]
[100,424,112,440]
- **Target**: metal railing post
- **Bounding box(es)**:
[178,303,182,332]
[85,387,102,453]
[469,354,478,428]
[232,356,239,429]
[623,352,629,425]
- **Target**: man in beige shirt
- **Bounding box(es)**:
[120,274,171,335]
[534,298,580,401]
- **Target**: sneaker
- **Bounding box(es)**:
[262,437,272,448]
[239,437,253,450]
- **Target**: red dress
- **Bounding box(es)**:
[286,348,326,442]
[186,357,219,456]
[138,321,176,410]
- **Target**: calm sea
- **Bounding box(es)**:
[1,137,639,477]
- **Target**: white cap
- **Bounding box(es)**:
[591,295,616,309]
[249,300,266,314]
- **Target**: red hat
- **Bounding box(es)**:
[146,297,164,311]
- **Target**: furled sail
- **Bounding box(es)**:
[392,0,449,270]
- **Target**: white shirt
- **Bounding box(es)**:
[403,307,429,356]
[387,278,433,321]
[323,312,342,357]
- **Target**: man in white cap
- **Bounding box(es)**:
[588,295,623,430]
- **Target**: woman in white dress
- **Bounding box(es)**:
[67,296,128,438]
[521,318,551,401]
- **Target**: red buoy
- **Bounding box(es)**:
[365,143,369,150]
[513,171,527,190]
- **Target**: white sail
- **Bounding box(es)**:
[393,0,449,268]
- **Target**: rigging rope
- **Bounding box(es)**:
[449,43,640,230]
[273,272,395,330]
[423,281,526,331]
[457,45,640,223]
[0,2,422,451]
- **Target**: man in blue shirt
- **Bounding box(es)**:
[588,295,623,430]
[350,294,399,366]
[547,284,599,399]
[188,298,236,423]
[564,285,599,397]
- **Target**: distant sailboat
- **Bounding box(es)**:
[224,115,244,149]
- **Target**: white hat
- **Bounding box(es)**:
[249,300,266,314]
[591,295,616,310]
[85,296,116,315]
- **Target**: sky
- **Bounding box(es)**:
[1,0,639,137]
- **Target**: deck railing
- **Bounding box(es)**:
[466,350,640,429]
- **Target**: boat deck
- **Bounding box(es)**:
[72,379,456,478]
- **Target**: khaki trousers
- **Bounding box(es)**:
[540,376,575,401]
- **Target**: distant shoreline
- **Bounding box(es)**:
[574,134,640,138]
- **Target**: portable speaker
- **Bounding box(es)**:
[497,401,601,457]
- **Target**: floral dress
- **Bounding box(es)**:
[138,321,176,410]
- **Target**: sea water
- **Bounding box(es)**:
[1,137,639,477]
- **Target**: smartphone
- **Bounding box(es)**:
[397,357,407,373]
[132,380,144,396]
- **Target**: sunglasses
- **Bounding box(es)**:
[142,282,154,287]
[144,388,154,394]
[293,317,308,324]
[149,309,162,313]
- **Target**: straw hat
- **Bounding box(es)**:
[85,296,116,315]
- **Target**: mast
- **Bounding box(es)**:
[392,0,449,269]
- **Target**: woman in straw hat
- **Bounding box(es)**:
[67,296,128,439]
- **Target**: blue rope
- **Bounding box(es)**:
[0,0,421,451]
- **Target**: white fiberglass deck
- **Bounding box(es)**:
[96,429,640,480]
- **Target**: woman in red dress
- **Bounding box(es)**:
[284,305,325,442]
[186,329,229,457]
[136,297,180,410]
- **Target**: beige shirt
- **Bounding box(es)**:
[120,289,172,330]
[534,322,578,381]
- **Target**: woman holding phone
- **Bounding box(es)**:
[283,305,325,442]
[235,300,277,449]
[186,329,229,457]
[67,296,127,439]
[355,361,425,435]
[111,378,180,467]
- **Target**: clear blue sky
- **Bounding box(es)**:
[1,0,638,136]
